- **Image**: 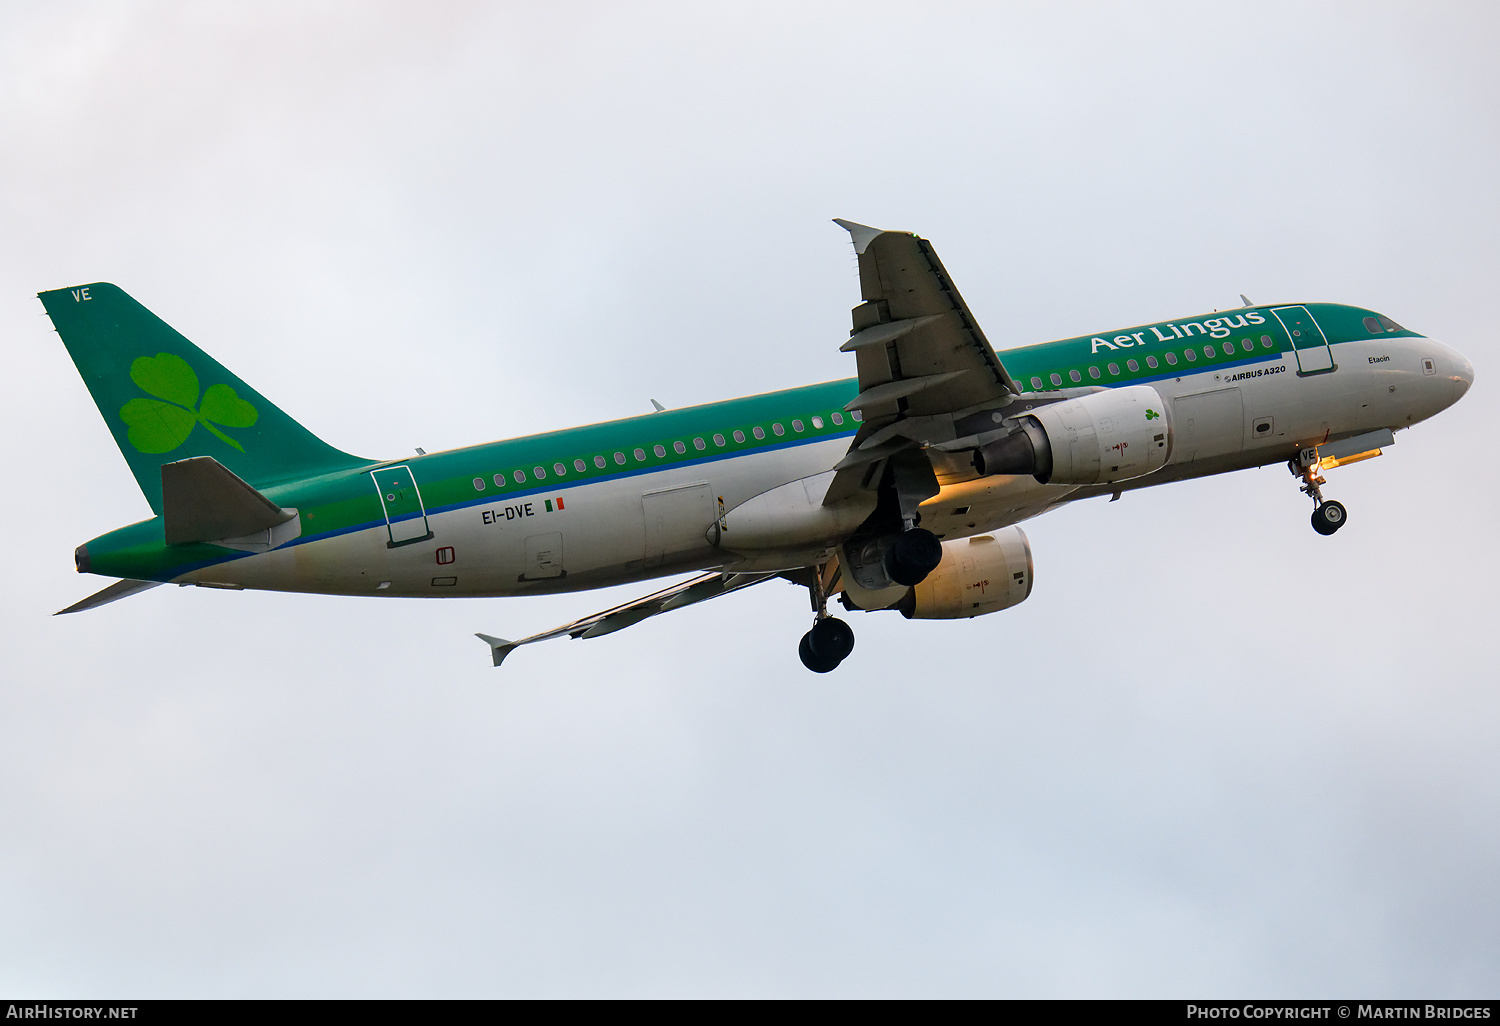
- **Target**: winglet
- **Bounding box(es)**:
[833,218,885,255]
[475,633,519,668]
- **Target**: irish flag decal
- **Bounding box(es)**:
[544,497,566,513]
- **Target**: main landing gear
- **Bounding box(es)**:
[798,560,856,673]
[883,526,943,586]
[1292,448,1348,536]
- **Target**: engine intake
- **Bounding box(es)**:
[975,384,1172,485]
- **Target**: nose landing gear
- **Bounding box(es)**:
[1292,448,1348,536]
[1311,499,1347,535]
[797,560,856,673]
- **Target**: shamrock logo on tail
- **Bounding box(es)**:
[119,353,258,453]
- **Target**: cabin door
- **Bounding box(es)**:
[1172,387,1244,463]
[371,465,432,547]
[641,483,715,568]
[1272,305,1335,375]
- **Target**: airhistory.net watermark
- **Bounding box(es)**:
[5,1007,137,1019]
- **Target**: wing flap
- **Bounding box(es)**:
[823,220,1021,506]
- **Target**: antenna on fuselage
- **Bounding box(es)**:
[1240,294,1254,307]
[650,399,665,412]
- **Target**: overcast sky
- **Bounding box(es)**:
[2,0,1497,997]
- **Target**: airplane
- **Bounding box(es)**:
[45,220,1474,673]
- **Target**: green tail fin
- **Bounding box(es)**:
[42,283,368,512]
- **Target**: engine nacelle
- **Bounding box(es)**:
[897,528,1034,619]
[976,384,1172,485]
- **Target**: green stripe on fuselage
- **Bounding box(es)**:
[79,303,1415,582]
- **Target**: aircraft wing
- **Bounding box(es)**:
[476,569,782,669]
[826,220,1021,502]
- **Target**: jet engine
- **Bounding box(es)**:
[974,384,1171,485]
[840,527,1034,619]
[897,528,1034,619]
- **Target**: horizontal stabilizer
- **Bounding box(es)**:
[161,456,296,545]
[56,578,162,615]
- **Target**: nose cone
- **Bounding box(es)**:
[1455,352,1474,400]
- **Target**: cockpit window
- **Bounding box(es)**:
[1365,314,1405,334]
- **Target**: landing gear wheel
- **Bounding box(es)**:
[798,632,840,673]
[798,617,855,673]
[1311,500,1347,536]
[809,617,855,663]
[883,528,943,587]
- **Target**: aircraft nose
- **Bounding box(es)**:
[1455,353,1474,399]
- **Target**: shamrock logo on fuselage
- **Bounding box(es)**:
[119,352,258,454]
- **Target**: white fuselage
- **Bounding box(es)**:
[176,332,1472,599]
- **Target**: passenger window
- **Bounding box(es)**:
[851,411,863,422]
[473,477,485,491]
[1185,350,1197,362]
[1240,340,1252,352]
[773,423,785,436]
[573,459,586,473]
[613,452,626,465]
[653,444,666,457]
[714,433,726,445]
[1088,366,1101,379]
[553,462,566,476]
[1069,369,1082,383]
[1050,372,1063,386]
[831,412,844,425]
[792,419,803,432]
[809,418,822,430]
[1203,346,1215,359]
[1221,344,1234,357]
[693,437,705,450]
[514,470,527,483]
[533,466,546,479]
[493,474,506,488]
[1031,376,1043,389]
[1146,356,1158,369]
[1107,362,1120,375]
[733,430,746,443]
[673,441,686,454]
[753,427,765,440]
[1261,335,1274,348]
[634,448,646,461]
[1127,359,1139,372]
[1164,353,1178,366]
[593,455,606,469]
